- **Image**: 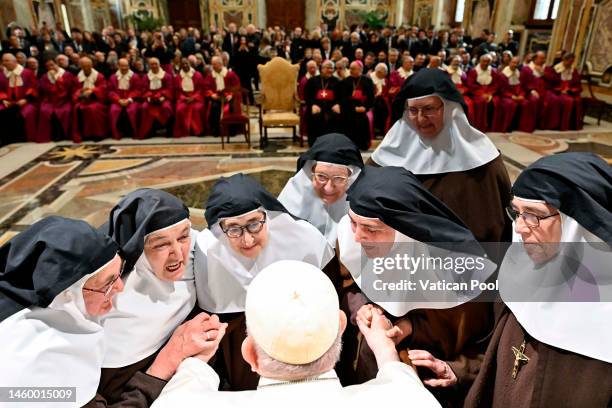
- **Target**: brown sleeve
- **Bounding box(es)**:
[84,372,167,408]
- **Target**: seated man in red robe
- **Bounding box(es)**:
[0,53,38,145]
[139,57,174,139]
[494,56,536,133]
[369,63,391,137]
[546,52,583,131]
[72,56,108,142]
[520,51,561,131]
[108,58,142,139]
[389,56,414,101]
[466,54,499,132]
[446,56,474,125]
[173,57,206,137]
[37,58,75,142]
[204,56,240,136]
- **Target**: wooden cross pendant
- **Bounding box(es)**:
[511,340,529,379]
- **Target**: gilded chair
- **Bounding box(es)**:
[257,57,301,148]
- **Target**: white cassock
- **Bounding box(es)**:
[151,358,441,408]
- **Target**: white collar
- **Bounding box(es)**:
[397,67,414,79]
[371,96,500,174]
[475,64,493,85]
[116,69,134,80]
[77,69,99,88]
[147,69,166,80]
[257,369,340,389]
[528,61,544,77]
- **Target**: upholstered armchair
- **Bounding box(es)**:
[257,57,301,148]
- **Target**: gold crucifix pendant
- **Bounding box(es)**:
[511,340,529,379]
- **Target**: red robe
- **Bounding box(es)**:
[446,68,475,125]
[388,69,412,101]
[139,71,174,139]
[108,71,143,139]
[297,74,310,137]
[370,73,391,135]
[37,69,75,142]
[0,67,38,142]
[466,66,499,132]
[173,69,206,137]
[72,70,108,142]
[520,63,561,131]
[545,64,583,131]
[493,67,537,133]
[203,69,240,135]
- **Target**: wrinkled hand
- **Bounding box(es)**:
[408,350,457,387]
[211,94,220,100]
[332,104,341,114]
[159,96,165,102]
[355,106,366,113]
[2,100,11,108]
[531,90,539,99]
[387,318,412,345]
[312,104,321,114]
[16,99,27,107]
[193,318,228,363]
[146,313,225,380]
[356,307,399,364]
[119,99,129,107]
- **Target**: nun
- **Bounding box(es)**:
[370,68,512,244]
[335,166,497,405]
[278,133,364,247]
[194,173,335,390]
[98,188,222,405]
[465,153,612,407]
[0,216,122,407]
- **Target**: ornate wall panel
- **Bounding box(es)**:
[209,0,258,28]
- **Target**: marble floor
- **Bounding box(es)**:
[1,115,611,245]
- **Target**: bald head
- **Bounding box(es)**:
[349,61,363,77]
[118,58,130,73]
[211,55,223,73]
[534,51,546,65]
[80,56,93,74]
[2,53,17,71]
[148,57,160,72]
[479,53,491,69]
[306,60,318,76]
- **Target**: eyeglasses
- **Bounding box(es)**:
[406,103,444,118]
[312,172,349,186]
[221,212,267,238]
[83,259,125,298]
[505,206,559,228]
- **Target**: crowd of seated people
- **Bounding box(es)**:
[0,21,585,147]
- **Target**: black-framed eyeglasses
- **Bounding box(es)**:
[406,103,444,118]
[221,212,267,238]
[505,206,559,228]
[83,259,125,298]
[312,172,349,186]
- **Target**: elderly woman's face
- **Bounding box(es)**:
[221,211,269,259]
[511,198,561,264]
[311,163,350,205]
[83,254,124,316]
[144,220,191,281]
[348,210,396,258]
[406,95,445,139]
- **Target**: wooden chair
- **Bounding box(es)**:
[581,70,611,126]
[257,57,301,148]
[220,86,251,148]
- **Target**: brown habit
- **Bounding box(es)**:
[368,153,513,244]
[464,304,612,408]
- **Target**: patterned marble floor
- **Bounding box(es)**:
[1,117,610,245]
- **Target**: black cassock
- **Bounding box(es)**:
[304,75,341,146]
[339,75,374,150]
